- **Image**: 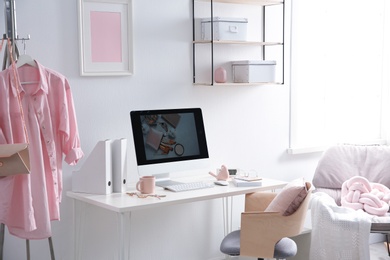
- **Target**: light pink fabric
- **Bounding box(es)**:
[0,61,83,239]
[341,176,390,216]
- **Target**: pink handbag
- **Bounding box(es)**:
[0,39,30,176]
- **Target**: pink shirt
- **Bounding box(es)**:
[0,61,83,239]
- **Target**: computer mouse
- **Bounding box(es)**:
[214,180,229,186]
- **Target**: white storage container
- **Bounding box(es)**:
[201,17,248,41]
[232,60,276,83]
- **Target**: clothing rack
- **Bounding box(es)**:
[0,1,55,259]
[3,0,18,69]
[1,0,30,69]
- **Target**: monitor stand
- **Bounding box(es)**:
[153,172,183,187]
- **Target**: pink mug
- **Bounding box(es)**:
[136,176,155,194]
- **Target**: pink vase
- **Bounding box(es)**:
[215,67,227,83]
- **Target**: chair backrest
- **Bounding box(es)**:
[313,144,390,204]
[282,190,312,237]
[240,190,312,258]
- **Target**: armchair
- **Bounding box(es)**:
[312,144,390,257]
[220,181,311,260]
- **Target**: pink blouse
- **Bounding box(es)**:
[0,61,83,239]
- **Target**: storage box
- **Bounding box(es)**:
[201,17,248,41]
[232,60,276,83]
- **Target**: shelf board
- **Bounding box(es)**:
[195,0,283,6]
[193,82,283,86]
[193,40,283,46]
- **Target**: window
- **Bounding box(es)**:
[288,0,390,154]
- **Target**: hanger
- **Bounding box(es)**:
[16,54,36,68]
[14,37,39,85]
[16,37,37,68]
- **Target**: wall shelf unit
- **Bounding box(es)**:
[193,82,284,87]
[196,0,283,5]
[192,0,285,86]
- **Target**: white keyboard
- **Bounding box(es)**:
[164,181,215,192]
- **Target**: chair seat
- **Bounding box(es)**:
[220,230,241,256]
[220,230,297,259]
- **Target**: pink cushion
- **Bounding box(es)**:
[265,178,309,216]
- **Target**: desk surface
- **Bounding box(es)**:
[67,176,287,213]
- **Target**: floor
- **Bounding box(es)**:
[370,242,390,260]
[233,242,389,260]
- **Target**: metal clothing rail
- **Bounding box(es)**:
[2,0,18,69]
[0,1,55,259]
[2,0,30,69]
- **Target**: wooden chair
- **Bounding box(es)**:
[220,183,311,259]
[313,144,390,256]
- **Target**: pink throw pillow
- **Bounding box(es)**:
[265,178,309,216]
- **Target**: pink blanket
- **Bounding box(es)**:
[341,176,390,216]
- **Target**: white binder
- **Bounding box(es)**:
[111,138,127,193]
[72,140,113,194]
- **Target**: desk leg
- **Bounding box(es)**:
[72,200,131,260]
[73,200,87,260]
[222,197,233,236]
[116,211,131,260]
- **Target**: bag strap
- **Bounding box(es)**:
[5,39,29,144]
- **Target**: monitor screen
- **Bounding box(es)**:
[130,108,209,181]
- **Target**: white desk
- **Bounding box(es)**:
[67,177,286,260]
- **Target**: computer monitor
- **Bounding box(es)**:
[130,108,210,186]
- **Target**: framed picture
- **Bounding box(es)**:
[78,0,133,76]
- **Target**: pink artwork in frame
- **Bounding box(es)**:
[78,0,133,76]
[90,11,122,63]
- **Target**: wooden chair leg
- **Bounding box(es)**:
[386,234,390,257]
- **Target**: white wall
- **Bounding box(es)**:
[1,0,322,259]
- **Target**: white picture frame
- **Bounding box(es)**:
[78,0,133,76]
